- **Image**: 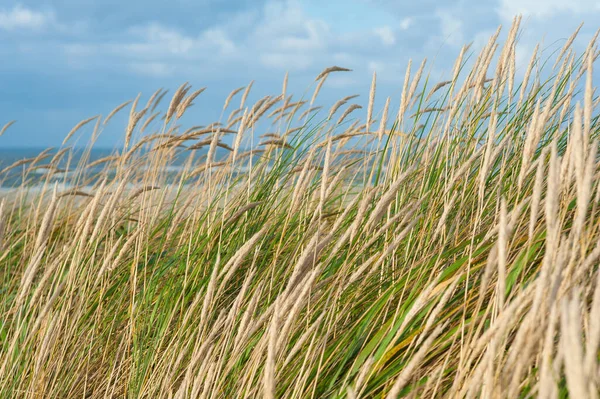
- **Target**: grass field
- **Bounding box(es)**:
[1,18,600,398]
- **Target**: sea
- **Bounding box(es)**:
[0,147,234,192]
[0,144,380,196]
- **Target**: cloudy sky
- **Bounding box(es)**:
[0,0,598,147]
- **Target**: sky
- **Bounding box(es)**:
[0,0,599,148]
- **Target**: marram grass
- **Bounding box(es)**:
[1,18,600,398]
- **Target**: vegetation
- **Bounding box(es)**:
[0,18,599,398]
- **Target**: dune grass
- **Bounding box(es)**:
[1,18,600,398]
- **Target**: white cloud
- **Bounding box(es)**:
[131,24,194,54]
[123,23,236,59]
[436,10,464,46]
[253,2,329,54]
[497,0,600,20]
[45,0,424,82]
[0,4,56,31]
[58,23,237,77]
[201,28,236,55]
[247,1,331,70]
[399,17,413,30]
[374,26,396,46]
[273,21,327,52]
[368,60,385,73]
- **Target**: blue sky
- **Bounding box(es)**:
[0,0,598,148]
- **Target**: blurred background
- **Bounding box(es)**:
[0,0,598,148]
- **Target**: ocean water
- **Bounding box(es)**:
[0,147,233,190]
[0,144,377,194]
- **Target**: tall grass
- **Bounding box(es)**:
[1,18,600,398]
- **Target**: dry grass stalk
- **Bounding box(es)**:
[0,200,5,251]
[284,126,303,137]
[364,166,415,231]
[226,115,244,129]
[517,99,543,191]
[240,80,254,109]
[140,111,161,133]
[250,95,271,117]
[377,97,391,140]
[187,161,227,179]
[560,293,588,399]
[406,59,427,110]
[251,94,284,125]
[310,78,326,110]
[336,104,362,125]
[259,139,293,149]
[259,133,281,140]
[166,82,191,124]
[508,46,516,105]
[263,300,279,399]
[144,88,163,111]
[319,136,333,214]
[410,107,446,118]
[226,202,262,226]
[206,130,221,165]
[385,323,448,399]
[328,98,349,120]
[62,115,101,145]
[1,24,600,399]
[529,148,547,241]
[478,112,499,206]
[268,95,295,118]
[48,147,70,166]
[280,72,289,123]
[366,71,377,134]
[425,81,452,103]
[151,89,169,113]
[128,185,160,201]
[188,139,232,152]
[232,108,249,162]
[397,59,412,128]
[315,131,370,147]
[223,86,245,112]
[585,268,600,377]
[517,44,539,109]
[103,100,133,125]
[584,50,594,150]
[497,199,508,310]
[227,107,242,124]
[0,120,16,137]
[176,87,207,119]
[57,189,94,199]
[125,99,147,149]
[299,106,322,121]
[314,66,352,82]
[553,22,584,70]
